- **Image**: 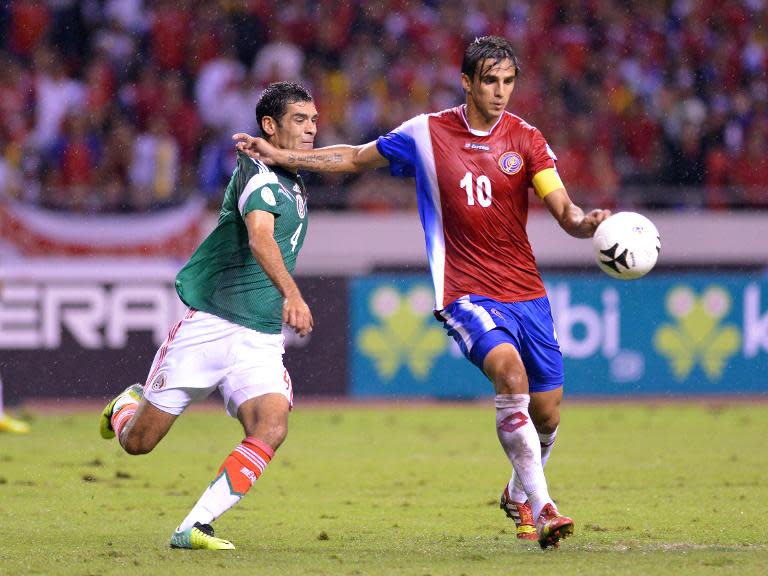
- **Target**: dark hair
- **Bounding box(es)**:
[461,36,521,79]
[255,81,313,137]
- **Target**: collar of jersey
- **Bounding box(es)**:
[459,104,505,137]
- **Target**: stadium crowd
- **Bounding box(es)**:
[0,0,765,213]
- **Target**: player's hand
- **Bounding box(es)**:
[283,293,314,337]
[583,209,612,236]
[232,133,277,165]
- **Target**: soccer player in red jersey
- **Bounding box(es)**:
[235,36,611,549]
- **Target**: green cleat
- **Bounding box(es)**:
[170,522,235,550]
[0,415,30,434]
[99,384,143,439]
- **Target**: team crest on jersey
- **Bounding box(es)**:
[150,372,167,391]
[296,194,306,218]
[261,186,276,206]
[498,151,524,175]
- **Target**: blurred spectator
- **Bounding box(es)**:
[98,115,136,211]
[31,47,85,152]
[0,127,23,201]
[252,25,304,84]
[662,122,707,189]
[46,113,102,210]
[103,0,148,33]
[0,0,766,213]
[732,128,768,207]
[83,54,117,127]
[93,16,141,80]
[128,114,180,211]
[147,0,192,71]
[195,44,247,128]
[8,0,50,59]
[121,64,163,130]
[0,52,32,141]
[197,130,237,206]
[159,72,201,164]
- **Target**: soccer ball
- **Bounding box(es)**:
[592,212,660,280]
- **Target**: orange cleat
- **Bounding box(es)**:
[499,487,537,541]
[535,503,574,549]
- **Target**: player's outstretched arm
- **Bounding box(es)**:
[245,210,313,336]
[232,133,389,174]
[543,188,611,239]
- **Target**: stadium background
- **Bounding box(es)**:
[0,0,766,403]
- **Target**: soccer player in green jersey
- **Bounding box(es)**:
[99,82,317,550]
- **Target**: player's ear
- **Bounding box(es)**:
[261,116,277,137]
[460,73,472,93]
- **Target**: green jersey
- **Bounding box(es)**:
[175,152,309,334]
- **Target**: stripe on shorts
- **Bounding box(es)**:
[145,308,196,387]
[440,296,497,351]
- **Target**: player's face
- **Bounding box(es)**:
[462,58,517,122]
[273,100,318,150]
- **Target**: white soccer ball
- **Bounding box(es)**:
[592,212,660,280]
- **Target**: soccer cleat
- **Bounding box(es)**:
[0,415,30,434]
[535,503,574,550]
[499,487,537,540]
[99,384,143,439]
[170,522,235,550]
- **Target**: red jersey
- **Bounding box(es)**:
[376,106,557,308]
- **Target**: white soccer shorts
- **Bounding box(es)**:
[142,308,293,417]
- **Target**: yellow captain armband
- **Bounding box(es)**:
[532,168,564,199]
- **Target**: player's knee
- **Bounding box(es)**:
[493,372,528,395]
[120,431,157,455]
[484,350,528,395]
[530,404,560,432]
[534,412,560,434]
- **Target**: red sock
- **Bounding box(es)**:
[217,437,274,495]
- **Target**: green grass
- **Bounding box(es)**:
[1,402,767,575]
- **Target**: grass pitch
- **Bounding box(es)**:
[1,401,766,575]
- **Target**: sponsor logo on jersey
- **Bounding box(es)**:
[464,142,490,151]
[261,186,276,206]
[498,151,524,175]
[151,372,167,391]
[296,194,306,219]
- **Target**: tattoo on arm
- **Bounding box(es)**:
[287,152,344,166]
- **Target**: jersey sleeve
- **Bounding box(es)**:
[237,156,282,217]
[527,128,563,199]
[527,128,557,176]
[375,115,426,178]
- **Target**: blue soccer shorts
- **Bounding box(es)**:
[437,295,564,392]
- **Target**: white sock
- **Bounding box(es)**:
[508,427,558,503]
[495,394,553,520]
[176,437,273,532]
[177,475,237,531]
